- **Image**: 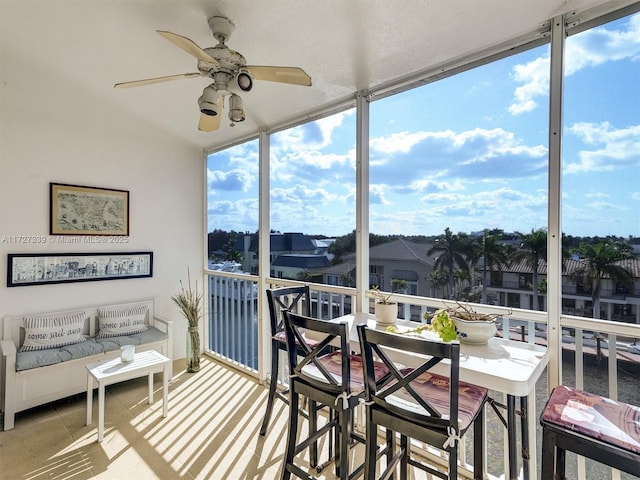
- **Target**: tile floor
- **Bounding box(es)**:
[0,356,355,480]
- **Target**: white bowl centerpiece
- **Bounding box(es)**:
[421,303,509,344]
[438,303,506,344]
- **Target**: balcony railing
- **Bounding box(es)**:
[206,271,640,480]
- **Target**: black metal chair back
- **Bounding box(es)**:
[281,311,385,480]
[259,285,311,436]
[357,324,487,480]
[267,285,311,338]
[283,311,351,397]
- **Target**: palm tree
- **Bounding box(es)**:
[429,269,448,298]
[427,227,473,300]
[509,228,547,311]
[570,241,634,319]
[471,230,509,304]
[453,268,471,299]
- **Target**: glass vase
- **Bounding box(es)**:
[186,326,201,373]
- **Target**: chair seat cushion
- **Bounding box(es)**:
[541,385,640,454]
[301,350,389,393]
[385,370,488,430]
[274,330,320,348]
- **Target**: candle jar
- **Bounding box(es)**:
[120,344,135,363]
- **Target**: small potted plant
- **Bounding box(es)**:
[367,286,398,326]
[425,303,508,344]
[386,302,508,344]
[172,269,203,372]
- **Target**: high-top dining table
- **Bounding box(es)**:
[320,312,549,480]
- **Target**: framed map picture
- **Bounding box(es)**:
[50,183,129,236]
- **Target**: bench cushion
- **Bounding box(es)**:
[541,385,640,454]
[96,304,148,338]
[16,339,98,371]
[15,327,168,371]
[19,311,87,352]
[95,326,168,352]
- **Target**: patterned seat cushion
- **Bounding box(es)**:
[384,370,488,431]
[273,330,321,348]
[541,385,640,454]
[301,350,389,393]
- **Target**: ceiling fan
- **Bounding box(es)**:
[115,16,312,132]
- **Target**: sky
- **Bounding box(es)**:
[208,13,640,240]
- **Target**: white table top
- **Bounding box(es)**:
[326,313,549,397]
[86,350,170,381]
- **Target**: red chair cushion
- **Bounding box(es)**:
[386,370,488,430]
[541,385,640,454]
[301,350,389,393]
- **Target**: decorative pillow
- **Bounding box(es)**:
[20,310,87,352]
[96,304,148,338]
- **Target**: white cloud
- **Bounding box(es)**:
[564,122,640,174]
[271,184,336,205]
[585,191,610,199]
[369,127,547,184]
[207,169,253,192]
[370,130,436,154]
[508,13,640,115]
[508,56,549,115]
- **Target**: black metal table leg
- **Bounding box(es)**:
[521,396,530,479]
[507,395,518,480]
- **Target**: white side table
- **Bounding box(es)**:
[86,349,171,442]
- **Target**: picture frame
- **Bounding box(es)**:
[50,183,129,236]
[7,252,153,287]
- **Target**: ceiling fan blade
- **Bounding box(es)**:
[157,30,220,66]
[198,96,223,132]
[244,66,312,86]
[114,72,201,88]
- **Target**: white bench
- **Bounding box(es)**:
[1,299,174,431]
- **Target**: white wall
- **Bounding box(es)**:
[0,60,204,364]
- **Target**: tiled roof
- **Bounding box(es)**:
[488,257,640,278]
[343,239,435,266]
[272,254,330,268]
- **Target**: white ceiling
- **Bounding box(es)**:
[1,0,633,151]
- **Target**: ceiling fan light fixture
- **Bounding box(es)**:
[198,85,218,116]
[236,71,253,92]
[228,94,245,122]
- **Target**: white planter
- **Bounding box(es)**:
[452,317,497,344]
[375,302,398,326]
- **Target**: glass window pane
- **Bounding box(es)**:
[206,140,259,273]
[369,45,550,312]
[562,12,639,415]
[269,110,356,286]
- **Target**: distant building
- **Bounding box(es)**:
[324,239,436,297]
[236,232,332,276]
[483,258,640,323]
[271,254,331,280]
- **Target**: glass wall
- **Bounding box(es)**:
[269,110,357,289]
[560,12,640,479]
[206,139,259,272]
[368,45,550,313]
[206,140,260,368]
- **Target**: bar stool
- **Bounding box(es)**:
[280,311,390,480]
[357,324,488,480]
[260,286,312,436]
[540,385,640,478]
